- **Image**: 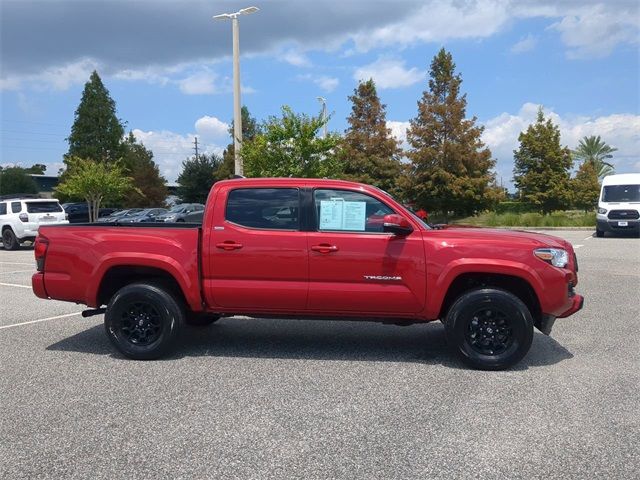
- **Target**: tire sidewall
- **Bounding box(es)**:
[3,229,18,250]
[445,288,534,370]
[104,283,183,360]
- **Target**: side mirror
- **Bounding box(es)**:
[383,214,413,236]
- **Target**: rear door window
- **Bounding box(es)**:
[26,202,63,213]
[0,203,6,215]
[226,188,300,230]
[11,202,22,213]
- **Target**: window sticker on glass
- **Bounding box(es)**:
[319,200,366,231]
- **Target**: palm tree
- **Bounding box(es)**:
[571,135,616,180]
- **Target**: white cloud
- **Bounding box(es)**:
[387,121,411,150]
[354,58,423,90]
[195,116,229,140]
[281,50,312,67]
[549,4,639,59]
[132,126,226,182]
[351,0,511,52]
[0,58,100,91]
[510,34,537,54]
[482,103,640,188]
[297,74,339,92]
[178,72,219,95]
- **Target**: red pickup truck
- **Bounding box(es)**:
[32,178,583,369]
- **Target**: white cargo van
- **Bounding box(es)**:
[596,173,640,237]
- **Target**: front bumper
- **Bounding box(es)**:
[536,294,584,335]
[597,218,640,233]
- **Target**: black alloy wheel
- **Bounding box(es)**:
[2,229,19,250]
[445,288,533,370]
[105,282,184,360]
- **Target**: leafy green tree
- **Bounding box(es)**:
[66,71,125,163]
[513,108,573,213]
[572,135,616,180]
[56,157,134,222]
[0,167,39,195]
[24,164,47,174]
[402,48,495,217]
[242,106,342,178]
[340,79,402,194]
[176,153,223,204]
[221,106,260,178]
[571,160,600,212]
[121,133,168,207]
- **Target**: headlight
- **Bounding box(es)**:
[534,248,569,268]
[597,207,607,214]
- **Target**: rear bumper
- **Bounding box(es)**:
[31,273,48,299]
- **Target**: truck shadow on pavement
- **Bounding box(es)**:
[47,317,573,370]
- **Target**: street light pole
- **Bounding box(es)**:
[213,6,259,177]
[317,96,327,139]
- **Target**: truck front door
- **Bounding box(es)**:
[306,188,426,315]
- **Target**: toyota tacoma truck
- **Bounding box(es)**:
[31,178,583,370]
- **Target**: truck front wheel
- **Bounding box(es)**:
[104,282,184,360]
[444,288,534,370]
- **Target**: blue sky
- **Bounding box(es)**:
[1,0,639,190]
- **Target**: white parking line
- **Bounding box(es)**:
[0,282,31,289]
[584,236,593,240]
[0,262,33,266]
[0,312,83,330]
[574,244,584,249]
[0,270,34,274]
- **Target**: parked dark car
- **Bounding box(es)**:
[62,203,118,223]
[96,209,144,223]
[117,208,168,223]
[155,203,204,223]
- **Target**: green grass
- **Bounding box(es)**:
[452,211,596,227]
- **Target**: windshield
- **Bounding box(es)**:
[603,185,640,202]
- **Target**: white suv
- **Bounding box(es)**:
[0,196,69,250]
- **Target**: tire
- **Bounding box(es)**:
[596,228,604,238]
[2,229,19,250]
[185,313,220,327]
[104,282,184,360]
[444,288,534,370]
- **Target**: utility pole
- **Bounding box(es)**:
[193,137,200,159]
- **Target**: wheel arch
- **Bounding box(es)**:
[438,272,542,326]
[97,265,191,312]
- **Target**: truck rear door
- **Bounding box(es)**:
[204,186,308,311]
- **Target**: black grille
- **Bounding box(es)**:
[608,210,640,220]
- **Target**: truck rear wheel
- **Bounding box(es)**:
[104,282,184,360]
[2,229,19,250]
[444,288,533,370]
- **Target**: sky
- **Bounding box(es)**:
[1,0,639,191]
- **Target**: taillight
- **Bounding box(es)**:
[34,235,49,272]
[19,213,28,222]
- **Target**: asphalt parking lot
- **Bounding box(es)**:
[1,230,639,479]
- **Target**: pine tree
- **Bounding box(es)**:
[513,108,573,214]
[403,48,495,217]
[341,79,402,194]
[121,133,168,207]
[571,160,600,212]
[66,71,125,163]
